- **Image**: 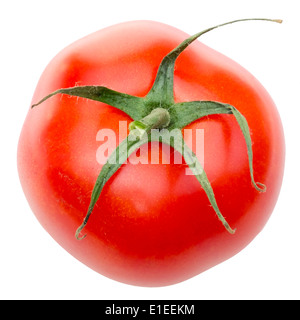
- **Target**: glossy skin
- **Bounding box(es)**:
[18,21,284,286]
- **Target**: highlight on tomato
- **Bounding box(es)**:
[18,18,285,286]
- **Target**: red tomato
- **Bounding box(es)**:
[18,20,284,286]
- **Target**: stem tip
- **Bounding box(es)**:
[75,224,87,240]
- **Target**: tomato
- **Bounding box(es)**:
[17,19,284,286]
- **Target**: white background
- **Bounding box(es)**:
[1,0,299,300]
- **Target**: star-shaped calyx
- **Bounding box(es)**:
[32,18,282,239]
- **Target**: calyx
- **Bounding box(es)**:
[32,18,281,239]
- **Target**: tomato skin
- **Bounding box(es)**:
[18,21,284,286]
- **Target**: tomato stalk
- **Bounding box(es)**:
[129,108,171,135]
[32,18,281,239]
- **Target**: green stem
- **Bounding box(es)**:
[129,108,170,135]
